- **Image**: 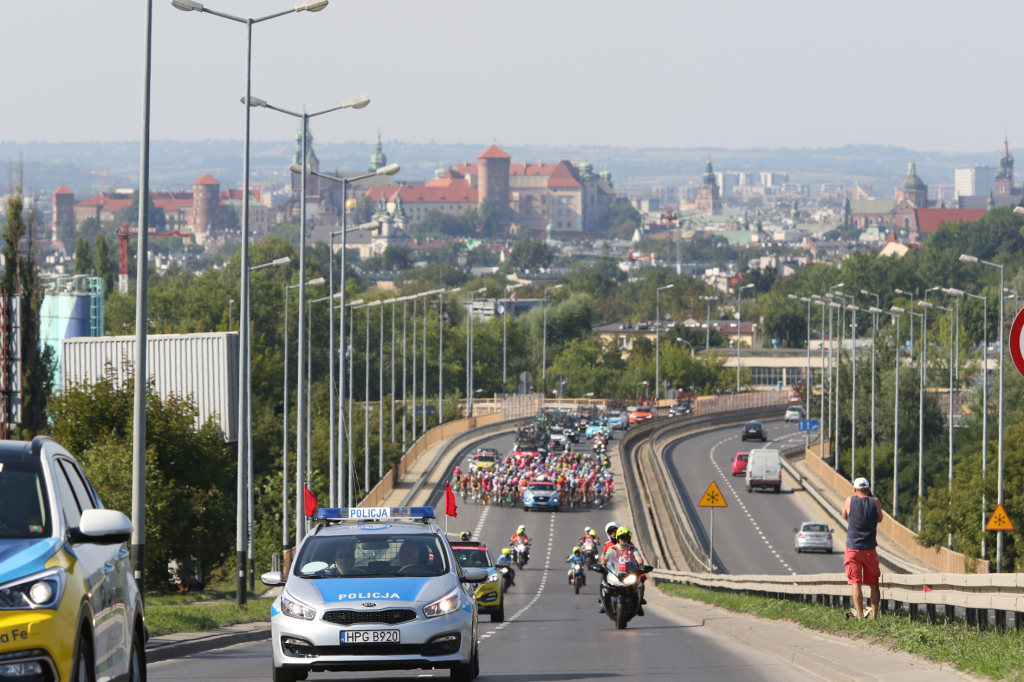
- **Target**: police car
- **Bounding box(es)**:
[0,436,145,682]
[262,507,485,681]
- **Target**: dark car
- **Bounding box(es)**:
[741,421,767,442]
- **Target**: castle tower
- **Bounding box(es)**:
[895,159,928,207]
[52,184,75,242]
[290,121,319,199]
[995,135,1015,196]
[192,173,220,245]
[695,155,722,215]
[368,127,387,173]
[477,144,511,228]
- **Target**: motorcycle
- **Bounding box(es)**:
[495,556,515,592]
[512,541,530,570]
[581,540,597,565]
[569,562,585,594]
[592,562,653,629]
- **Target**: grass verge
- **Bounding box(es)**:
[146,599,273,636]
[660,582,1024,682]
[146,585,272,607]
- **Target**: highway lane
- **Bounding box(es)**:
[665,418,845,576]
[149,428,819,682]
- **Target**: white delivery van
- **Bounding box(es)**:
[745,448,781,493]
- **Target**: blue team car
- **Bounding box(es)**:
[522,481,560,512]
[262,507,487,682]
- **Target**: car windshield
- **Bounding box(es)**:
[474,455,496,464]
[745,422,761,429]
[295,532,450,578]
[803,524,828,533]
[0,455,52,540]
[529,482,556,492]
[452,548,492,569]
[737,454,749,461]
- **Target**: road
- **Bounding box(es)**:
[150,430,820,682]
[665,418,845,575]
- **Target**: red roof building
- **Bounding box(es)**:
[913,208,988,234]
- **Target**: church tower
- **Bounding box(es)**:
[290,120,319,199]
[368,127,387,173]
[995,135,1015,196]
[895,159,928,207]
[695,155,722,215]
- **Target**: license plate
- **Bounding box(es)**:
[340,629,400,644]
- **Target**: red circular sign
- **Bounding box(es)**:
[1010,307,1024,379]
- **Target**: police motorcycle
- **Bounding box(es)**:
[495,551,515,592]
[591,558,653,629]
[568,560,585,594]
[580,537,598,565]
[511,538,530,570]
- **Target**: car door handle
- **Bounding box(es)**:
[103,563,116,575]
[116,549,130,561]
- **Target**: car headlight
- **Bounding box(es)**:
[486,572,500,583]
[605,572,622,586]
[280,592,317,620]
[622,574,639,586]
[423,587,461,618]
[0,568,66,610]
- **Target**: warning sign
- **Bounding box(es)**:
[986,504,1014,532]
[698,481,728,508]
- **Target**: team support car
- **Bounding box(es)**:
[0,436,145,682]
[794,522,833,554]
[585,420,612,440]
[731,452,749,476]
[784,405,805,423]
[449,541,504,622]
[606,412,628,431]
[468,451,498,472]
[522,481,560,512]
[740,421,767,442]
[263,506,486,681]
[548,427,567,451]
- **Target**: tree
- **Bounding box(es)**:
[74,237,94,275]
[505,237,553,272]
[94,234,116,295]
[382,245,412,271]
[607,200,641,239]
[478,197,503,238]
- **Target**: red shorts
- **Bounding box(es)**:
[844,548,880,585]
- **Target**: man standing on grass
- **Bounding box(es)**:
[842,477,882,620]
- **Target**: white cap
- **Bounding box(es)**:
[853,477,870,490]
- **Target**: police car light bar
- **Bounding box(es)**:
[315,507,436,522]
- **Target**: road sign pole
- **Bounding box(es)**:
[709,507,714,574]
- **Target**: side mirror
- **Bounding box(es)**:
[793,528,798,533]
[641,564,654,573]
[830,528,835,533]
[460,568,488,584]
[261,571,284,586]
[71,509,133,545]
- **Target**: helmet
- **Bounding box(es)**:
[584,526,591,534]
[605,521,619,538]
[460,531,471,540]
[615,526,632,539]
[588,529,597,537]
[502,548,512,556]
[517,525,526,534]
[572,546,580,553]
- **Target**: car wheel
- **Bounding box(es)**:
[450,643,478,682]
[128,628,145,682]
[491,601,505,622]
[272,664,300,682]
[796,547,802,554]
[70,631,94,682]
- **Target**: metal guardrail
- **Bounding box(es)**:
[649,568,1024,627]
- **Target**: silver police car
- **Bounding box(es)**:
[262,507,486,682]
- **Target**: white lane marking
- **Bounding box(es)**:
[484,509,556,638]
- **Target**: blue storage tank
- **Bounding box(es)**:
[41,275,104,387]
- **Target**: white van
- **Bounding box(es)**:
[745,448,781,493]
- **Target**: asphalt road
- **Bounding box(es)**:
[149,430,820,682]
[665,418,845,575]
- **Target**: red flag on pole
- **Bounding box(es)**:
[304,486,318,517]
[445,482,458,518]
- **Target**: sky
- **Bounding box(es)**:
[4,1,1024,152]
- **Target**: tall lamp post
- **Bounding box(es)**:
[920,299,955,550]
[466,288,486,417]
[171,0,330,608]
[736,283,754,392]
[340,298,363,503]
[885,309,902,519]
[894,306,925,531]
[656,284,674,401]
[542,284,564,395]
[973,240,1008,572]
[827,300,842,469]
[700,295,718,354]
[813,298,827,452]
[788,294,813,413]
[861,289,881,490]
[846,304,859,478]
[503,283,526,393]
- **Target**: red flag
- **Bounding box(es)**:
[445,482,458,518]
[304,485,318,517]
[923,585,932,593]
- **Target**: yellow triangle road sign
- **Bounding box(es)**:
[986,504,1014,532]
[698,481,728,508]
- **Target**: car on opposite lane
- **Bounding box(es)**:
[264,507,486,682]
[784,405,805,423]
[629,407,657,424]
[740,421,768,442]
[606,412,629,431]
[794,522,833,554]
[731,452,749,476]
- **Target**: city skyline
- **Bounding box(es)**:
[5,0,1024,151]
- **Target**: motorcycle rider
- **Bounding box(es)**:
[497,547,516,586]
[509,525,530,563]
[459,531,472,541]
[602,526,645,617]
[566,546,585,586]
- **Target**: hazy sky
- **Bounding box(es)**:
[5,1,1023,152]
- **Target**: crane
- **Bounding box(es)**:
[83,168,111,196]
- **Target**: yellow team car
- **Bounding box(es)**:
[449,541,504,622]
[0,436,145,682]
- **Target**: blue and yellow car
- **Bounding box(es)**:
[0,436,145,682]
[449,541,504,622]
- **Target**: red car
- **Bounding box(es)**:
[629,407,657,424]
[732,452,749,476]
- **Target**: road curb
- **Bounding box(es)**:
[146,623,270,663]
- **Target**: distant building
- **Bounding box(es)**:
[849,160,931,232]
[759,171,788,188]
[695,156,722,215]
[954,165,996,198]
[713,171,739,196]
[51,185,75,243]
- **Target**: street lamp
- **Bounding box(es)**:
[656,284,675,401]
[828,301,842,470]
[893,305,924,529]
[466,288,486,417]
[542,284,564,395]
[894,288,916,365]
[173,0,328,605]
[265,94,369,550]
[813,299,828,453]
[789,294,813,413]
[700,295,718,354]
[675,337,696,356]
[439,288,461,425]
[340,298,363,504]
[846,304,860,479]
[861,289,880,491]
[736,284,754,392]
[503,283,527,392]
[885,309,902,518]
[919,299,955,550]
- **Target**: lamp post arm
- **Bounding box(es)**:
[253,7,298,23]
[200,6,248,22]
[264,103,303,118]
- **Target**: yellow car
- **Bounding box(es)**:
[0,436,145,681]
[449,541,504,622]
